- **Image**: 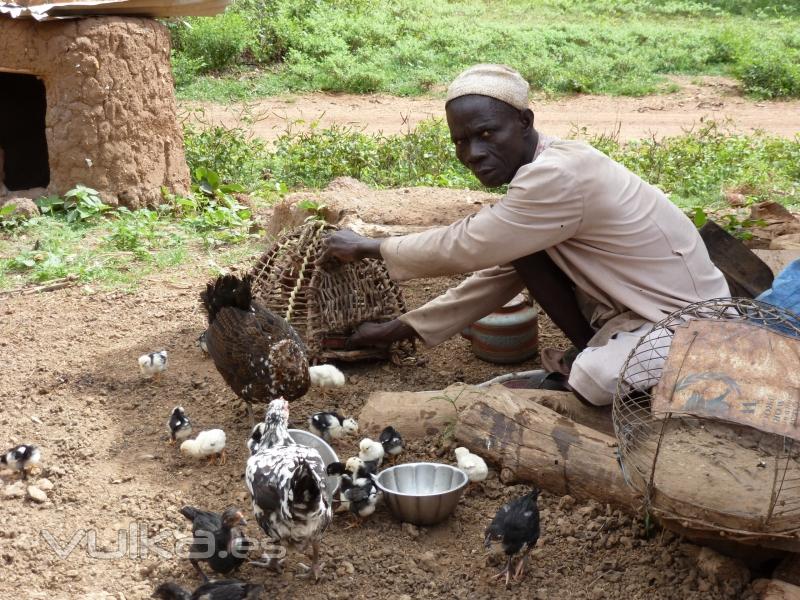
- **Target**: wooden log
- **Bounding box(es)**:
[454,385,639,510]
[752,579,800,600]
[357,383,606,440]
[357,383,474,439]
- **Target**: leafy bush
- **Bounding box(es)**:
[182,119,271,189]
[737,47,800,98]
[35,185,111,223]
[171,11,256,73]
[170,50,206,88]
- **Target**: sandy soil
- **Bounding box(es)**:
[0,184,773,600]
[182,77,800,143]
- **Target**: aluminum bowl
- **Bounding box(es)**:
[375,462,468,526]
[288,429,339,502]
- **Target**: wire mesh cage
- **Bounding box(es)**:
[612,298,800,550]
[249,220,415,364]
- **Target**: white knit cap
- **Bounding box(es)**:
[446,64,530,111]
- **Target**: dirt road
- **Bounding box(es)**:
[182,77,800,142]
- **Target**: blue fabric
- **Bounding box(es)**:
[755,258,800,336]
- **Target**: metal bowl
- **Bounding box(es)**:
[375,462,468,526]
[288,429,339,502]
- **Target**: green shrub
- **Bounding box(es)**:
[171,50,206,88]
[737,47,800,98]
[173,12,256,72]
[182,119,271,188]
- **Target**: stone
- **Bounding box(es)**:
[696,546,749,593]
[27,485,48,503]
[401,522,420,539]
[35,478,54,491]
[4,482,25,498]
[0,197,40,219]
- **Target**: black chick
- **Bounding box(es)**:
[179,506,250,581]
[200,274,310,425]
[167,406,193,446]
[1,444,41,480]
[338,474,379,527]
[379,426,403,460]
[152,579,263,600]
[484,488,540,587]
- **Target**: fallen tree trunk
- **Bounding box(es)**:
[358,383,611,439]
[454,385,639,510]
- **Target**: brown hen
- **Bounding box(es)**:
[201,274,311,424]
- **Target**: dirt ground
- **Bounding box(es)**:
[183,76,800,143]
[1,182,783,600]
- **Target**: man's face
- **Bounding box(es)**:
[446,95,535,188]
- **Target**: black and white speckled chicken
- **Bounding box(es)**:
[201,274,345,425]
[1,444,41,480]
[179,506,250,581]
[152,579,263,600]
[484,488,540,587]
[246,399,332,581]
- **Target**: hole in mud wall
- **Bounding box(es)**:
[0,72,50,192]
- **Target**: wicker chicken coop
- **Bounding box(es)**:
[613,298,800,552]
[250,220,415,364]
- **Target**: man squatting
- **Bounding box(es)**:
[318,64,730,407]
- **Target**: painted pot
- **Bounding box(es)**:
[461,294,539,364]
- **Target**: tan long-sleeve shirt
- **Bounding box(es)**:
[380,137,730,346]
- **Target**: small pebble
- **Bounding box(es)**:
[401,522,420,539]
[27,485,48,503]
[4,482,25,498]
[36,478,54,491]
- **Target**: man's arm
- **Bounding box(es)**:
[349,265,525,348]
[381,159,582,281]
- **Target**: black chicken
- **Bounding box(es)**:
[201,274,310,424]
[152,579,263,600]
[179,506,250,581]
[484,488,540,587]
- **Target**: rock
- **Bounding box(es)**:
[0,197,40,219]
[557,494,576,510]
[27,485,48,503]
[401,522,420,539]
[770,233,800,250]
[35,478,54,491]
[4,482,25,498]
[696,546,749,594]
[419,551,437,572]
[341,561,355,574]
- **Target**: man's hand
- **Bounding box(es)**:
[317,229,383,267]
[346,319,417,349]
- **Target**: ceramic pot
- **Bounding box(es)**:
[461,294,539,364]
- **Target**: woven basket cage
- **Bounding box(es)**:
[249,220,415,364]
[612,298,800,548]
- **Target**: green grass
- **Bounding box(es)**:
[169,0,800,101]
[3,118,797,291]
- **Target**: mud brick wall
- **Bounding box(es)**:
[0,16,190,207]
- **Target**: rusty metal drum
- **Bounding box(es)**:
[461,294,539,364]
